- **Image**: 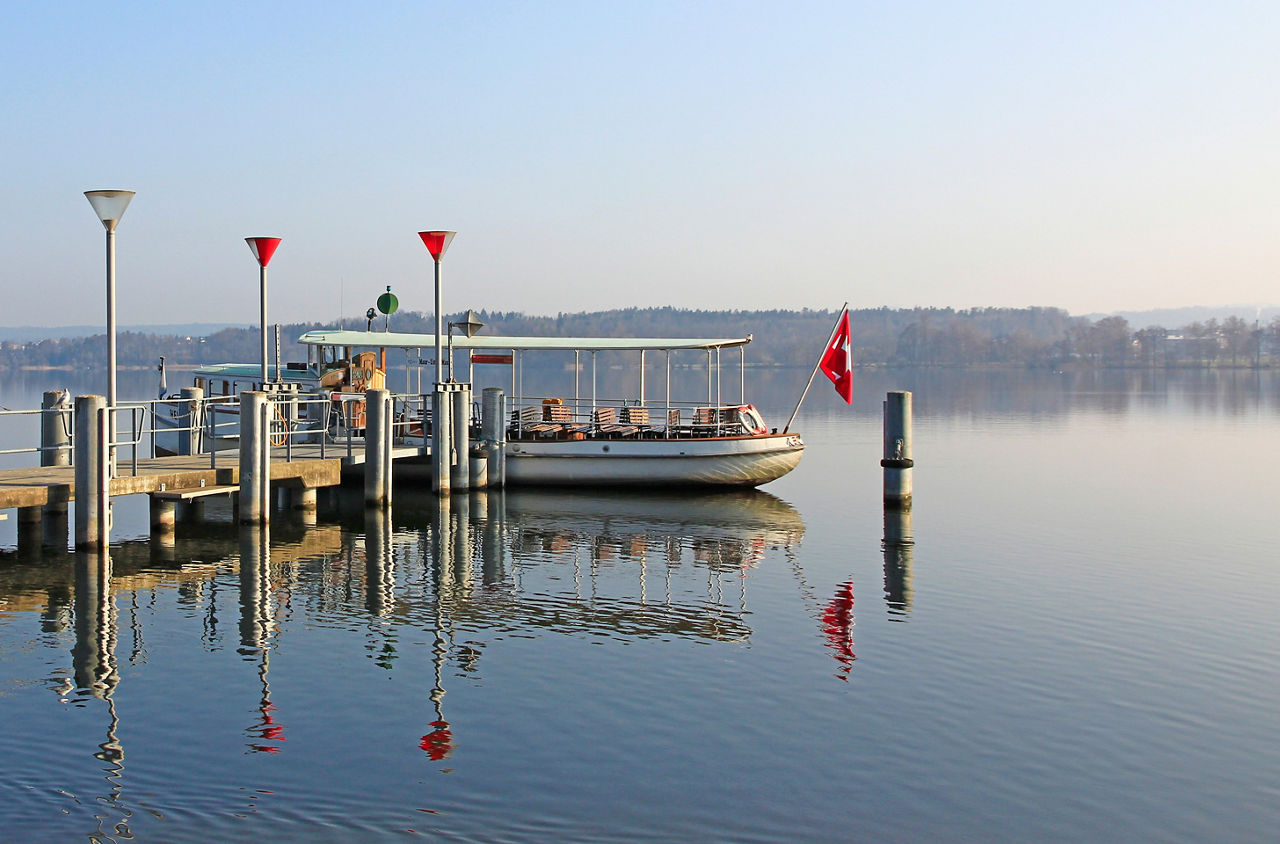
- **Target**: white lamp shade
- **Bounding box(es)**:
[84,190,135,230]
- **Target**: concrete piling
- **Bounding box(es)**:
[74,395,110,550]
[450,386,471,491]
[364,389,393,507]
[178,386,204,455]
[431,387,452,495]
[882,391,913,509]
[239,392,271,524]
[41,390,72,468]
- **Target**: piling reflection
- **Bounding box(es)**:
[882,508,914,618]
[71,550,129,839]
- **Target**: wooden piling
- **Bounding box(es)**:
[882,390,913,509]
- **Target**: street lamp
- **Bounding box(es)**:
[417,231,456,385]
[245,237,282,385]
[85,189,135,475]
[448,309,484,381]
[84,190,134,412]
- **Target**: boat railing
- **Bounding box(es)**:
[507,397,754,440]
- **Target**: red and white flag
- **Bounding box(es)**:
[819,308,853,404]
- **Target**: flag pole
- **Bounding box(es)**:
[783,303,848,433]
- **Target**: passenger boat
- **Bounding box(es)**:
[157,327,805,488]
[295,328,805,488]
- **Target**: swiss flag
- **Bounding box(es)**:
[818,309,853,404]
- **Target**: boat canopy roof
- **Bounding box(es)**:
[297,329,752,352]
[191,363,317,381]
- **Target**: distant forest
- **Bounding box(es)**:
[2,306,1279,370]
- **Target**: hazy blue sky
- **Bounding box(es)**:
[2,1,1276,327]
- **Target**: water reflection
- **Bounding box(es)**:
[2,487,808,820]
[71,550,129,840]
[882,508,914,618]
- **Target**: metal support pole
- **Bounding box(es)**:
[239,392,270,523]
[882,391,914,509]
[434,261,444,385]
[74,395,109,550]
[365,389,393,507]
[260,264,269,385]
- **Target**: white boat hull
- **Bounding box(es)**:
[503,433,804,487]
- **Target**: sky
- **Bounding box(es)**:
[2,1,1277,328]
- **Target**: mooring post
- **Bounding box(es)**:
[73,395,110,550]
[364,388,393,507]
[432,387,452,495]
[42,390,72,468]
[481,387,506,488]
[179,386,204,455]
[450,385,471,491]
[882,390,914,509]
[239,392,270,524]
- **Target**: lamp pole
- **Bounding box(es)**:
[245,238,282,385]
[418,231,456,384]
[84,190,135,474]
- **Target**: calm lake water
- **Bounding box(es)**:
[1,367,1278,842]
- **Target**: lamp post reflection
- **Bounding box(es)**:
[239,525,286,753]
[422,494,455,760]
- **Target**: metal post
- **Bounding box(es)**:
[450,386,471,491]
[365,388,392,507]
[179,386,204,456]
[434,261,444,385]
[260,264,269,385]
[240,392,270,523]
[42,390,72,468]
[74,395,109,550]
[882,391,914,509]
[481,387,506,488]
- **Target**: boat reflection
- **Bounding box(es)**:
[1,487,806,800]
[387,488,807,646]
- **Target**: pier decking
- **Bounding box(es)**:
[0,444,422,513]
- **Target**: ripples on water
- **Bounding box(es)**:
[2,369,1280,841]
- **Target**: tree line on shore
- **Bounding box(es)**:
[2,306,1277,370]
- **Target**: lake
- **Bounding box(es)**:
[1,367,1277,842]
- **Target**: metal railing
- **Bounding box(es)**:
[0,390,435,474]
